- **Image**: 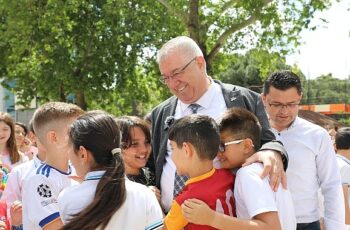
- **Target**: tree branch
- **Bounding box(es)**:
[158,0,188,25]
[207,0,273,64]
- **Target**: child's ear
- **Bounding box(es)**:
[243,138,254,155]
[78,146,89,164]
[182,142,194,159]
[46,131,57,144]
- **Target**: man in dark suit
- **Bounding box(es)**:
[149,36,288,212]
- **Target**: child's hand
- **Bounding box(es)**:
[10,200,22,227]
[181,199,214,225]
[148,186,161,202]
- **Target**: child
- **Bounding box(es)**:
[14,122,32,158]
[334,127,350,227]
[58,111,163,230]
[21,102,84,230]
[116,116,161,203]
[182,108,296,230]
[1,118,47,229]
[164,114,235,230]
[116,116,155,185]
[0,112,27,173]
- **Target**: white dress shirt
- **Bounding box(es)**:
[160,81,227,212]
[272,117,344,229]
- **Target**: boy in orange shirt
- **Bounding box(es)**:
[164,114,235,230]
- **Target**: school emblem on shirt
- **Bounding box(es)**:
[37,184,52,198]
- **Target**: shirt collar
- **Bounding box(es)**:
[84,170,106,181]
[178,79,217,113]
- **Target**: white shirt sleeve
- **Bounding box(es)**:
[22,174,61,229]
[1,169,21,205]
[234,164,277,219]
[317,132,345,229]
[338,159,350,186]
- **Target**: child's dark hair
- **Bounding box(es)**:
[116,116,151,149]
[62,111,125,230]
[15,122,28,136]
[335,127,350,150]
[219,108,262,151]
[262,70,302,95]
[168,114,219,160]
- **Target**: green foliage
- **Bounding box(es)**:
[214,49,291,92]
[158,0,332,70]
[302,74,350,105]
[0,0,180,114]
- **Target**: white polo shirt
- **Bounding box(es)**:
[2,154,42,205]
[272,117,344,229]
[160,81,227,211]
[22,163,72,230]
[58,171,163,230]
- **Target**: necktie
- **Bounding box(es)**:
[173,103,200,197]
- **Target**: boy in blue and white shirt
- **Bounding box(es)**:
[22,102,84,230]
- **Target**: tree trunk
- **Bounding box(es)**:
[75,90,87,110]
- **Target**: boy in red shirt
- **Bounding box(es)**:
[164,114,235,230]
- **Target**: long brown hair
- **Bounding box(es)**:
[0,112,20,164]
[61,111,125,230]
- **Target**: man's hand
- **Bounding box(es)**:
[243,149,287,191]
[181,199,215,226]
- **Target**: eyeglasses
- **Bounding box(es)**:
[159,57,196,84]
[267,101,300,110]
[218,139,244,152]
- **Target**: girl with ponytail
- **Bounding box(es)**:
[58,111,163,230]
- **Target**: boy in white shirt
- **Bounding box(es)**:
[21,102,84,230]
[182,108,296,230]
[335,127,350,227]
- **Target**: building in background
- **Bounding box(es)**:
[0,82,36,125]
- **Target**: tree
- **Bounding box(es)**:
[302,74,350,105]
[0,0,180,113]
[158,0,332,72]
[216,49,291,92]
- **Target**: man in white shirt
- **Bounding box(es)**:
[262,70,345,230]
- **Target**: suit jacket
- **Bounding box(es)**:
[150,80,288,187]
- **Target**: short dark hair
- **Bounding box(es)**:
[335,127,350,150]
[219,108,261,151]
[263,70,302,95]
[168,114,219,160]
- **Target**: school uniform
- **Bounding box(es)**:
[336,154,350,229]
[58,171,163,230]
[234,163,296,230]
[2,154,42,205]
[164,168,235,230]
[22,163,72,230]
